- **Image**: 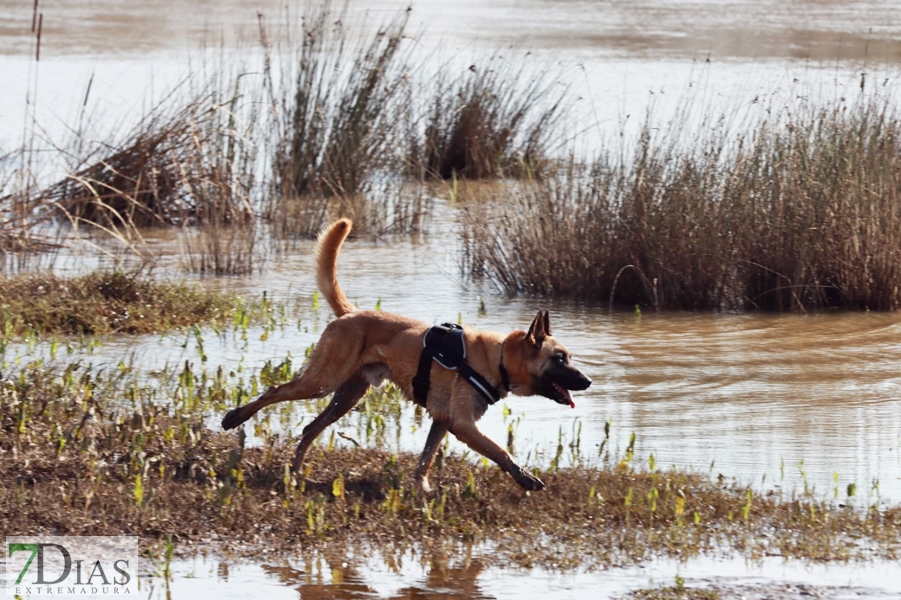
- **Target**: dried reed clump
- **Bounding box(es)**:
[733,97,901,311]
[265,3,418,237]
[463,92,901,312]
[461,166,611,298]
[31,67,264,274]
[40,98,254,230]
[408,58,567,181]
[462,135,735,310]
[45,120,186,228]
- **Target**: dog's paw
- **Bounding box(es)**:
[515,471,546,491]
[221,407,245,430]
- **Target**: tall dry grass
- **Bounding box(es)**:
[732,95,901,311]
[7,0,571,264]
[463,88,901,312]
[408,57,567,181]
[263,3,420,237]
[41,92,257,231]
[24,54,265,274]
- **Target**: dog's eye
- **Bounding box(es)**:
[554,353,567,364]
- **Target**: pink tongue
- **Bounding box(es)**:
[556,384,575,408]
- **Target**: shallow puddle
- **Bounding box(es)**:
[3,549,901,599]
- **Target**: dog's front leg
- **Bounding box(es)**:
[450,420,546,491]
[414,420,450,493]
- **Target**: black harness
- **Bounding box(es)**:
[412,323,509,407]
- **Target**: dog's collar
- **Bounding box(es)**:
[498,340,510,394]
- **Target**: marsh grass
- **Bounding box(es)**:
[7,4,901,309]
[408,56,567,181]
[41,96,255,231]
[8,2,559,259]
[462,87,901,312]
[1,354,899,569]
[263,3,421,237]
[733,92,901,311]
[0,270,237,336]
[18,45,265,275]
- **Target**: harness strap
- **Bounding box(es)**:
[499,340,510,393]
[412,323,502,407]
[412,347,436,405]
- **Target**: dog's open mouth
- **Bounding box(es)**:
[551,382,575,408]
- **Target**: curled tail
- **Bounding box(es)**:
[316,218,356,317]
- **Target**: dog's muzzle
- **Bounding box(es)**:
[542,367,591,408]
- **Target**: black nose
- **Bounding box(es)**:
[573,372,592,390]
[560,368,591,391]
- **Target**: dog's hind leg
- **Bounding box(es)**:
[223,321,367,431]
[413,420,450,493]
[221,372,334,431]
[451,420,546,491]
[291,370,371,473]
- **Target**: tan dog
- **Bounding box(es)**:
[222,219,591,491]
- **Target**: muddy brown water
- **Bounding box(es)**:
[3,1,901,598]
[4,0,901,60]
[134,554,901,599]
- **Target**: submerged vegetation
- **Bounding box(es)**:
[1,353,900,568]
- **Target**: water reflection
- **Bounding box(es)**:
[142,551,901,599]
[258,552,490,599]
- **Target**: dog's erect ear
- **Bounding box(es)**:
[527,309,549,347]
[543,310,551,337]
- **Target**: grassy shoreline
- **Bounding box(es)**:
[0,270,238,336]
[1,356,899,570]
[4,431,900,569]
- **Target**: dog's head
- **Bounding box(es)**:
[506,310,592,408]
